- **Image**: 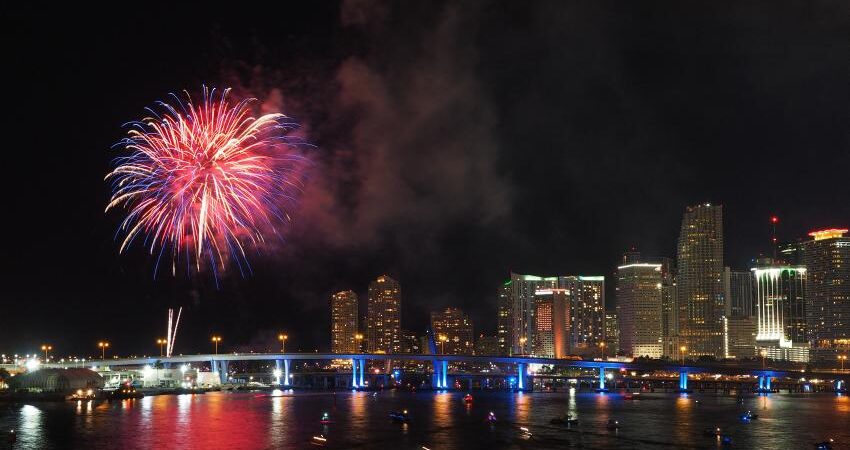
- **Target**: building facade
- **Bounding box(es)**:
[660,258,678,359]
[676,203,726,358]
[604,310,619,355]
[803,229,850,348]
[532,289,570,358]
[431,307,475,355]
[331,290,359,354]
[497,284,512,356]
[724,316,756,359]
[753,265,809,362]
[559,275,605,356]
[475,334,500,356]
[509,273,558,355]
[726,268,755,318]
[366,275,401,353]
[617,259,664,358]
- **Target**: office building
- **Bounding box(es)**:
[331,290,359,354]
[726,268,755,318]
[559,275,606,356]
[475,334,500,356]
[497,283,512,355]
[660,258,678,358]
[604,310,619,355]
[724,316,756,358]
[753,265,809,362]
[431,307,474,355]
[617,256,664,358]
[366,275,401,353]
[532,289,570,358]
[509,273,558,355]
[803,228,850,347]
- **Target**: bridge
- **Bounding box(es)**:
[46,353,848,393]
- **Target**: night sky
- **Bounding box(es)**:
[3,2,848,357]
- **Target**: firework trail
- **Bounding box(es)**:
[106,86,307,279]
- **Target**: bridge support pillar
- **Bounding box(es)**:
[679,371,691,393]
[431,359,444,389]
[836,379,845,393]
[517,363,527,391]
[351,359,358,388]
[359,359,366,387]
[217,360,229,384]
[595,367,608,392]
[442,360,448,389]
[283,359,291,387]
[756,375,772,393]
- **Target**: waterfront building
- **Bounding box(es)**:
[676,203,726,358]
[532,289,570,358]
[431,307,474,355]
[660,258,678,358]
[559,275,606,356]
[497,284,512,355]
[509,273,558,355]
[617,255,664,358]
[475,334,500,356]
[604,310,619,355]
[724,316,756,359]
[366,275,401,353]
[400,330,422,354]
[726,268,755,318]
[803,228,850,348]
[753,265,809,362]
[331,290,359,354]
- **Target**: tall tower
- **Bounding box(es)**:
[510,273,558,355]
[676,203,726,358]
[430,307,474,355]
[660,258,678,358]
[559,275,606,356]
[803,228,850,346]
[331,290,358,353]
[753,265,808,362]
[496,283,512,356]
[616,257,663,359]
[532,289,570,358]
[366,275,401,353]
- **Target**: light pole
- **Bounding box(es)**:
[278,334,288,353]
[41,345,52,361]
[679,345,687,365]
[839,355,847,371]
[760,349,767,369]
[355,333,364,353]
[599,341,606,360]
[98,341,110,360]
[156,339,166,357]
[211,336,222,355]
[439,335,448,354]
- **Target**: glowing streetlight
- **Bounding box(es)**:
[278,334,288,353]
[599,341,606,360]
[679,346,687,365]
[355,333,364,353]
[438,334,449,354]
[519,336,528,355]
[98,341,110,360]
[839,355,847,371]
[211,336,222,355]
[41,344,52,361]
[156,339,167,357]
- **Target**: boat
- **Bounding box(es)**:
[320,412,333,425]
[486,411,497,423]
[549,414,578,425]
[389,410,410,423]
[703,427,721,437]
[463,393,473,403]
[740,410,759,421]
[606,419,620,430]
[107,384,144,400]
[624,392,641,400]
[69,389,97,401]
[721,435,733,446]
[814,439,836,450]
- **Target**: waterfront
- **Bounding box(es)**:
[1,390,847,449]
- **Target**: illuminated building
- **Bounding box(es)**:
[617,256,663,358]
[559,275,606,356]
[430,308,474,355]
[803,228,850,346]
[725,268,755,318]
[366,275,401,353]
[475,334,500,356]
[753,265,809,362]
[497,283,512,355]
[509,273,558,355]
[604,311,619,355]
[399,330,422,354]
[676,203,726,358]
[724,316,756,358]
[660,258,678,358]
[331,290,359,354]
[532,289,569,358]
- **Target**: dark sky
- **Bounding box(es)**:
[3,1,848,357]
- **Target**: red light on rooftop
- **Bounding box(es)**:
[770,216,779,224]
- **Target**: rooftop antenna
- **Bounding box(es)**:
[770,216,779,261]
[166,307,182,358]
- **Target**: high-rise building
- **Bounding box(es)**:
[753,265,809,362]
[724,316,756,358]
[509,273,558,355]
[475,334,500,356]
[660,258,678,358]
[559,276,605,356]
[617,257,663,358]
[331,290,359,354]
[532,289,569,358]
[803,228,850,347]
[496,283,512,356]
[676,203,726,358]
[604,310,619,355]
[431,307,474,355]
[366,275,401,353]
[726,268,755,318]
[399,329,422,354]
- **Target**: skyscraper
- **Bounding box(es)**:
[366,275,401,353]
[496,283,512,356]
[616,257,663,358]
[509,273,558,355]
[604,310,619,355]
[726,268,755,318]
[559,275,605,356]
[677,203,726,358]
[331,290,358,354]
[532,289,569,358]
[660,258,678,358]
[753,265,809,362]
[803,228,850,347]
[430,307,474,355]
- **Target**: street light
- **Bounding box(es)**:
[41,345,52,361]
[278,334,288,353]
[839,355,847,371]
[760,349,767,369]
[679,346,687,365]
[439,334,448,354]
[156,339,167,357]
[599,341,606,360]
[519,336,528,355]
[211,336,222,355]
[355,333,364,353]
[98,341,110,360]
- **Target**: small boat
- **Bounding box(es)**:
[740,410,759,421]
[463,393,473,403]
[814,439,836,450]
[549,414,578,425]
[606,419,620,430]
[486,411,497,423]
[721,435,733,446]
[703,427,721,437]
[389,410,410,423]
[311,435,327,447]
[320,412,333,425]
[624,392,641,400]
[107,384,144,400]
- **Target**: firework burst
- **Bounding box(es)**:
[106,86,307,278]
